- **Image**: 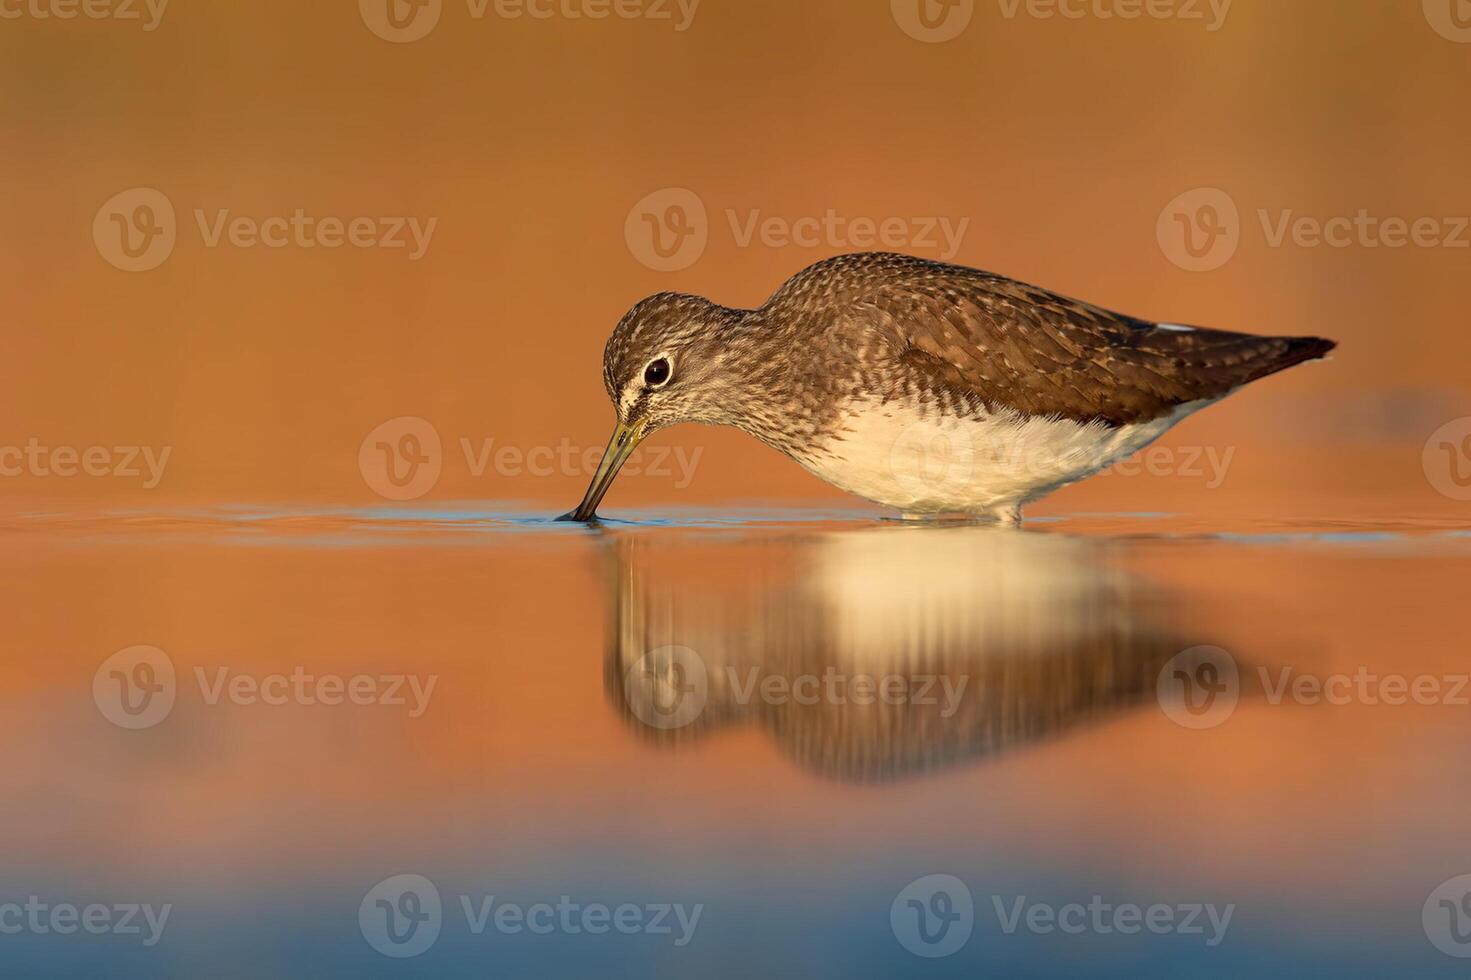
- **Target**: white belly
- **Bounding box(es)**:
[795,397,1214,520]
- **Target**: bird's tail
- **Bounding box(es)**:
[1145,326,1338,400]
[1237,334,1337,385]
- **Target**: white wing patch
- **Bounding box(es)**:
[1156,323,1196,333]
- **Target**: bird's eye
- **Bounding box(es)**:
[644,358,672,387]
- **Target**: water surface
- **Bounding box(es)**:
[3,504,1469,977]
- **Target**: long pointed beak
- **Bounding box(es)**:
[561,419,647,522]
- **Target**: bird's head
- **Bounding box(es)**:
[564,292,746,522]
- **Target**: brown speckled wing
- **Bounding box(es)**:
[772,253,1335,426]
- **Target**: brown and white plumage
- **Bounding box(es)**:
[572,252,1336,523]
[765,252,1334,426]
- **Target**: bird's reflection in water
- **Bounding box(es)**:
[604,526,1194,782]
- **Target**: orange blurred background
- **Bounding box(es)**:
[2,0,1469,517]
[5,9,1471,973]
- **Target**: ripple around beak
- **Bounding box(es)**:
[566,421,645,522]
[555,510,601,524]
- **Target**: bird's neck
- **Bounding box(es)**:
[697,307,845,460]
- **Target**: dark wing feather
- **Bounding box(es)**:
[771,254,1335,426]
